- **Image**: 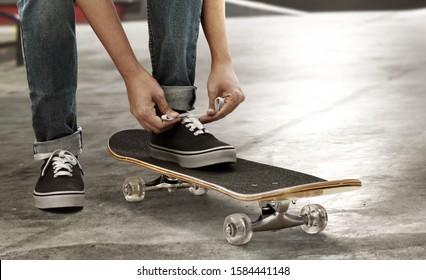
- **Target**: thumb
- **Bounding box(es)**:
[154,94,179,119]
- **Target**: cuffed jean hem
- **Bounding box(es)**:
[33,127,83,157]
[162,86,196,112]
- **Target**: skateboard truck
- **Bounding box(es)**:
[223,201,328,246]
[254,201,306,231]
[122,175,208,202]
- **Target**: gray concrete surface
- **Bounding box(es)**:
[1,7,426,259]
[253,0,426,11]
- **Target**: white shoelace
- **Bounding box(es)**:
[34,149,82,177]
[180,114,210,136]
[159,97,225,136]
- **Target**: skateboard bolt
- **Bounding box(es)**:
[225,223,236,237]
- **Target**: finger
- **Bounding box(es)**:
[134,108,158,132]
[199,101,232,124]
[161,107,180,121]
[153,93,179,120]
[206,108,216,117]
[136,107,179,134]
[143,115,179,134]
[199,90,244,124]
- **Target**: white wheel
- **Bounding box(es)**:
[300,204,328,234]
[223,213,253,245]
[122,177,146,202]
[189,185,208,196]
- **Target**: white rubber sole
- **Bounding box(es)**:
[33,192,85,209]
[150,145,236,168]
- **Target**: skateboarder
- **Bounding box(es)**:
[18,0,244,210]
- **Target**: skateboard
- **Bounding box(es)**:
[108,129,362,245]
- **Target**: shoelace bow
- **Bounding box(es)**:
[34,149,82,177]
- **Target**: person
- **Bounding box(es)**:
[17,0,244,210]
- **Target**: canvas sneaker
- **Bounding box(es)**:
[33,149,85,209]
[150,114,236,168]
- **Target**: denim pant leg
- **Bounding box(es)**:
[17,0,82,156]
[147,0,203,112]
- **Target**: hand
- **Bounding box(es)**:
[125,70,180,133]
[199,63,245,124]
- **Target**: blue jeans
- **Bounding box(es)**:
[17,0,203,156]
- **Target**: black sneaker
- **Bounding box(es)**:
[33,150,85,209]
[150,114,236,168]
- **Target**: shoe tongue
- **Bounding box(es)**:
[57,150,67,158]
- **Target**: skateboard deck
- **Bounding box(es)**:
[108,129,361,201]
[108,129,362,245]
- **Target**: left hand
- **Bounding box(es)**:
[199,63,245,124]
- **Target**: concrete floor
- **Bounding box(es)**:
[1,7,426,259]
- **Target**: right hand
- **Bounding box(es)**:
[125,70,180,134]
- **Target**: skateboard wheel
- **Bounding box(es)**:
[223,213,253,245]
[189,185,208,196]
[122,177,146,202]
[300,204,328,234]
